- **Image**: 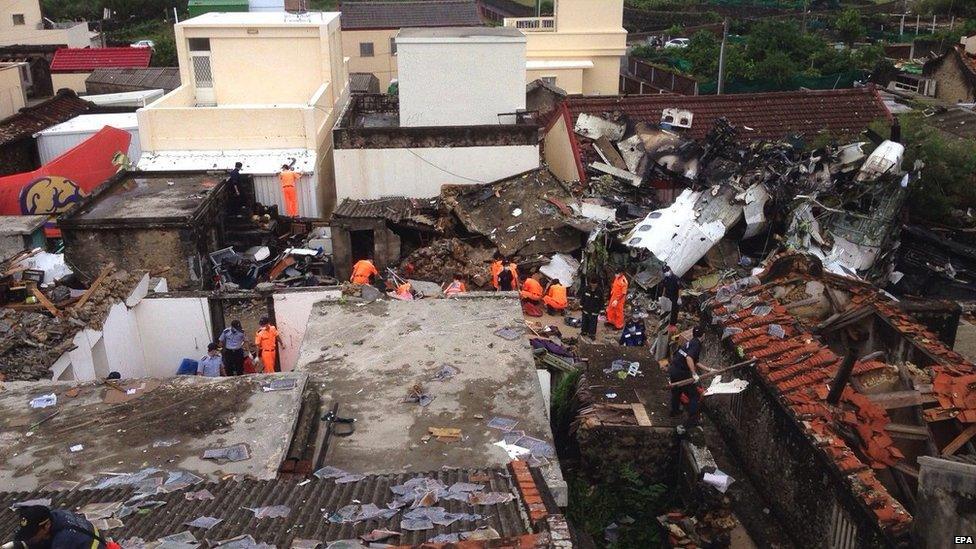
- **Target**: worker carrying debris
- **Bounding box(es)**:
[669,326,710,427]
[606,271,628,330]
[197,343,225,377]
[580,278,603,340]
[619,312,646,347]
[254,317,284,374]
[218,319,247,376]
[520,274,544,302]
[496,258,519,292]
[444,273,467,296]
[278,163,303,217]
[543,279,568,315]
[350,257,379,286]
[7,505,119,548]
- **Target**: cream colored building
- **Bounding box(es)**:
[504,0,626,95]
[137,11,350,217]
[0,62,27,118]
[0,0,90,48]
[340,0,484,91]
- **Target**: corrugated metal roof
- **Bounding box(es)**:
[0,469,536,546]
[51,48,152,73]
[33,112,138,137]
[925,107,976,140]
[86,67,181,92]
[341,0,484,30]
[350,72,380,94]
[0,89,93,146]
[137,148,316,175]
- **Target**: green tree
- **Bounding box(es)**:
[753,50,796,89]
[835,9,866,47]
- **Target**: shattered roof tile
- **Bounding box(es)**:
[332,196,440,223]
[51,47,152,73]
[340,0,484,30]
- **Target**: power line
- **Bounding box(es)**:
[404,148,487,184]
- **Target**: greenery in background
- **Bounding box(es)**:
[834,8,866,46]
[632,15,889,90]
[550,368,581,429]
[105,20,177,66]
[871,115,976,227]
[914,0,976,17]
[567,465,669,548]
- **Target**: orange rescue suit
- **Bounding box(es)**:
[606,274,628,330]
[520,278,544,302]
[350,259,378,285]
[445,280,467,296]
[543,283,568,310]
[254,324,280,374]
[490,260,503,290]
[278,169,302,217]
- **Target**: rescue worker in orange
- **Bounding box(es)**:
[543,279,568,315]
[606,271,628,330]
[520,273,544,302]
[278,163,303,217]
[491,256,519,291]
[444,273,467,296]
[350,257,379,285]
[254,316,284,374]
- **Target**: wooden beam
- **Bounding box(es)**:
[29,285,61,318]
[885,423,932,440]
[868,390,938,409]
[942,423,976,456]
[893,461,920,479]
[75,265,113,309]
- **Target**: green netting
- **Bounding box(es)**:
[698,69,867,94]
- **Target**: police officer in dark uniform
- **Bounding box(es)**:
[579,278,603,340]
[669,326,706,427]
[11,505,109,548]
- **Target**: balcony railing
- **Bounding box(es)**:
[503,17,556,32]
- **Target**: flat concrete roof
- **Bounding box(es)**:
[397,26,525,43]
[74,173,221,221]
[294,294,559,473]
[0,373,307,491]
[0,215,47,236]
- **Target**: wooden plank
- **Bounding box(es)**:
[893,461,920,479]
[868,390,938,409]
[885,423,931,440]
[942,423,976,456]
[29,285,61,318]
[75,265,113,309]
[631,404,652,427]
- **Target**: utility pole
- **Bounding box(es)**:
[900,13,905,37]
[536,0,541,18]
[717,18,729,95]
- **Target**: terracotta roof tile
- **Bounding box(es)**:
[51,47,152,72]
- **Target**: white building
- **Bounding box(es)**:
[331,26,540,201]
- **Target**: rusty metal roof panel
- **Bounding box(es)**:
[332,197,439,223]
[0,469,534,546]
[0,90,93,146]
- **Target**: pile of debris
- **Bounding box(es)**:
[0,254,144,381]
[400,238,492,288]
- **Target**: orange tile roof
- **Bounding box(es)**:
[710,278,912,534]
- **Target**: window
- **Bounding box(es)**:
[12,14,25,25]
[359,42,374,57]
[390,37,397,55]
[541,76,557,85]
[188,38,211,52]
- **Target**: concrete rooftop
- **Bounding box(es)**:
[294,294,564,498]
[75,173,221,221]
[0,373,307,491]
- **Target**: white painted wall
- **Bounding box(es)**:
[333,144,539,200]
[100,301,148,378]
[135,297,213,377]
[272,289,341,371]
[397,30,527,127]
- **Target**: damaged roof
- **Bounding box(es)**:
[562,87,891,143]
[0,90,93,146]
[332,196,439,226]
[0,463,556,546]
[340,0,484,30]
[444,169,586,257]
[708,260,911,535]
[924,107,976,141]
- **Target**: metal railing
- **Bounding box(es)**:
[503,17,556,32]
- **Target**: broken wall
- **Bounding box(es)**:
[272,289,341,371]
[543,112,581,183]
[914,456,976,549]
[705,369,893,548]
[575,423,678,486]
[135,297,213,377]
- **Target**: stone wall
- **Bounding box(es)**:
[915,456,976,549]
[705,368,892,548]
